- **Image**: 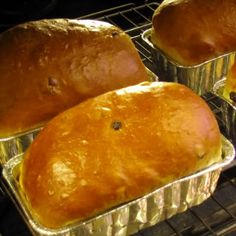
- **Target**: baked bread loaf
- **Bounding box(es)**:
[0,18,148,137]
[19,81,222,228]
[223,62,236,103]
[151,0,236,66]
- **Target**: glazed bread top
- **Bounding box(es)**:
[151,0,236,66]
[0,18,148,137]
[19,81,222,228]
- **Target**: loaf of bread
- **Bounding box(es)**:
[0,18,148,137]
[151,0,236,66]
[19,81,222,228]
[223,62,236,103]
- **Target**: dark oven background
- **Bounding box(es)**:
[0,1,236,236]
[0,0,154,33]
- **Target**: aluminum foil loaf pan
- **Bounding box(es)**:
[0,127,42,166]
[0,68,158,167]
[213,78,236,146]
[1,136,235,236]
[0,127,42,198]
[141,29,236,96]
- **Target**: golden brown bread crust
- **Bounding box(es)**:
[0,18,148,137]
[151,0,236,66]
[19,81,222,228]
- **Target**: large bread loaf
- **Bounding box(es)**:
[151,0,236,66]
[19,81,222,228]
[0,18,148,137]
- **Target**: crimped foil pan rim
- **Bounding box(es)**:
[2,136,235,236]
[141,29,236,69]
[0,126,43,142]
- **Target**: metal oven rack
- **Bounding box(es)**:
[79,1,236,235]
[0,1,235,235]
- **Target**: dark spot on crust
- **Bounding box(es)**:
[46,76,60,95]
[111,31,119,37]
[48,77,58,87]
[112,120,122,130]
[230,91,236,103]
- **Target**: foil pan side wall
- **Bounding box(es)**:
[221,99,236,147]
[0,129,41,166]
[152,52,236,96]
[2,137,234,236]
[146,67,159,82]
[212,79,236,147]
[141,29,236,96]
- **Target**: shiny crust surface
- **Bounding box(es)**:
[151,0,236,66]
[0,19,148,137]
[20,81,222,228]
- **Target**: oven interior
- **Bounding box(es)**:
[0,1,236,235]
